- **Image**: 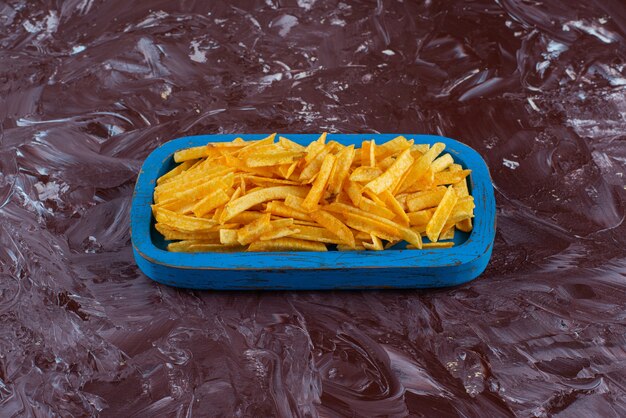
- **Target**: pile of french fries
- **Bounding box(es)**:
[151,134,475,252]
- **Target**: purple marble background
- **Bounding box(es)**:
[1,1,625,416]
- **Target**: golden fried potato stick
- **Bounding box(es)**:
[433,169,471,186]
[259,222,299,240]
[291,225,345,244]
[265,201,312,221]
[327,145,355,195]
[155,223,220,241]
[301,154,336,212]
[350,167,383,183]
[364,148,414,195]
[248,237,328,252]
[157,160,197,185]
[236,213,272,245]
[431,154,454,173]
[325,203,422,248]
[153,207,218,231]
[299,145,331,182]
[379,190,410,226]
[407,208,436,226]
[375,136,413,160]
[439,226,455,241]
[406,187,447,212]
[309,209,356,248]
[408,242,454,249]
[398,142,445,192]
[220,186,309,223]
[361,140,376,167]
[192,189,231,217]
[363,234,384,251]
[425,186,458,242]
[279,136,306,151]
[304,132,327,163]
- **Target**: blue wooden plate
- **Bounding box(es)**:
[131,134,496,290]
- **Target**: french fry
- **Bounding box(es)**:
[248,237,327,252]
[168,240,209,252]
[405,167,434,193]
[328,145,355,195]
[398,142,445,192]
[168,239,243,252]
[244,176,302,187]
[358,197,396,219]
[433,169,471,186]
[325,203,422,248]
[265,201,312,221]
[157,160,196,185]
[292,219,320,227]
[425,187,458,242]
[395,193,409,211]
[375,135,413,159]
[384,240,401,250]
[228,211,264,224]
[407,242,454,249]
[406,187,447,212]
[412,144,430,153]
[456,219,473,232]
[269,218,294,228]
[156,198,196,214]
[259,226,299,241]
[304,132,327,163]
[344,181,363,206]
[192,189,231,217]
[363,234,384,251]
[362,189,386,206]
[168,172,234,204]
[153,207,218,231]
[377,156,395,171]
[431,153,454,173]
[155,223,220,242]
[364,148,414,195]
[439,226,455,241]
[380,190,410,226]
[407,209,435,226]
[291,225,345,244]
[229,186,242,203]
[245,151,305,167]
[220,229,240,245]
[343,212,404,242]
[350,166,383,183]
[361,140,376,167]
[354,231,371,241]
[442,209,474,233]
[188,244,247,252]
[309,209,356,248]
[155,166,232,202]
[174,146,211,162]
[279,136,305,151]
[284,194,306,210]
[235,134,276,157]
[451,165,470,198]
[220,186,309,222]
[237,213,272,245]
[301,154,336,212]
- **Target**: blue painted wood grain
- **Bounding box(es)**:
[130,134,496,290]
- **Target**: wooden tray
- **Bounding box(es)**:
[131,134,496,290]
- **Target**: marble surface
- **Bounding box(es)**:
[0,1,625,416]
